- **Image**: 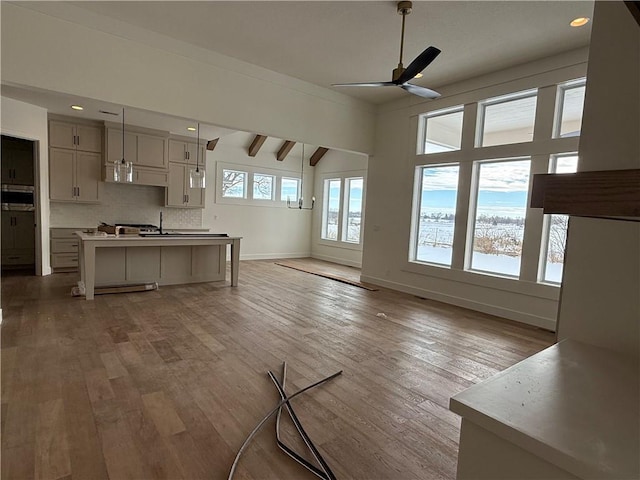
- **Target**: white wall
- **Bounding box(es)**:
[360,49,589,330]
[557,1,640,358]
[1,96,51,275]
[311,149,368,267]
[0,2,375,155]
[204,133,313,259]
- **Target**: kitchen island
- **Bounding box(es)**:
[75,232,241,300]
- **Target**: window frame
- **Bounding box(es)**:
[215,161,301,207]
[410,162,461,268]
[318,171,366,250]
[418,105,465,155]
[476,88,539,148]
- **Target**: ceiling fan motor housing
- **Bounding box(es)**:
[397,1,412,15]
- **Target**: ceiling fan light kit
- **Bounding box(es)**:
[332,1,442,99]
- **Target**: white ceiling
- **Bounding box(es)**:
[2,1,593,139]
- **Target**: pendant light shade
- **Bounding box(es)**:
[189,123,206,189]
[114,107,133,183]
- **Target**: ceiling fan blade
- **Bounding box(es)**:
[400,83,441,99]
[332,81,396,87]
[395,46,441,85]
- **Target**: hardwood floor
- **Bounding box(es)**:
[1,259,555,479]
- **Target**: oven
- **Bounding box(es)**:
[1,184,35,211]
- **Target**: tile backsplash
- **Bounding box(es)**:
[50,183,202,228]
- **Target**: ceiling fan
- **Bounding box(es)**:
[332,1,441,99]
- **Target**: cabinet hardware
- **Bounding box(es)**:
[77,136,80,146]
[77,187,80,197]
[8,256,20,260]
[186,151,190,160]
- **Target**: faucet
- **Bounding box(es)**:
[159,211,163,234]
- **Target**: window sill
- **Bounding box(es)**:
[403,260,559,300]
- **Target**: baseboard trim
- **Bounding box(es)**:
[310,253,362,268]
[238,252,311,261]
[360,274,557,331]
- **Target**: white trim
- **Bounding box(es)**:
[360,274,557,331]
[311,253,362,268]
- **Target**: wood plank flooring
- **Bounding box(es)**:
[1,259,554,479]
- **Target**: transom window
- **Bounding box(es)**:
[420,107,464,154]
[478,90,538,147]
[222,169,247,198]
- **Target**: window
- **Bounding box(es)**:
[479,91,537,147]
[321,179,341,240]
[412,164,459,266]
[540,154,579,283]
[253,173,275,200]
[421,107,464,154]
[342,177,363,243]
[469,158,531,277]
[222,169,247,198]
[555,79,586,138]
[281,177,300,202]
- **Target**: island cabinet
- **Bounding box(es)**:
[104,123,169,186]
[50,228,85,271]
[166,162,205,208]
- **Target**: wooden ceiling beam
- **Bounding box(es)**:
[309,147,329,167]
[248,134,267,157]
[276,140,296,161]
[206,138,219,151]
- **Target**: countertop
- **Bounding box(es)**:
[449,339,639,480]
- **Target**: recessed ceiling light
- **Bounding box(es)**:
[187,127,197,131]
[570,17,590,27]
[414,73,423,79]
[71,105,84,111]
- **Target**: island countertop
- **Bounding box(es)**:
[75,232,242,299]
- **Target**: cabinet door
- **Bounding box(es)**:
[49,121,76,149]
[166,163,186,207]
[76,125,102,153]
[135,167,168,187]
[75,152,101,203]
[1,213,15,250]
[186,167,206,207]
[137,134,166,168]
[12,212,35,250]
[11,148,35,185]
[49,148,76,201]
[106,129,137,164]
[168,140,187,164]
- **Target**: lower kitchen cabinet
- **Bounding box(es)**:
[166,162,205,208]
[49,148,101,203]
[51,228,85,272]
[2,211,35,267]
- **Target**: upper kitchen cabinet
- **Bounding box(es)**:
[105,123,168,169]
[49,148,101,203]
[168,138,206,166]
[104,123,168,186]
[49,120,102,153]
[1,136,34,185]
[48,116,102,203]
[166,162,205,208]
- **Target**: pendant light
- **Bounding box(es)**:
[113,107,133,183]
[287,143,315,210]
[189,123,206,189]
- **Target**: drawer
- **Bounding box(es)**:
[52,239,79,253]
[2,252,35,265]
[51,253,78,268]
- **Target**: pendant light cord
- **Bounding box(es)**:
[121,107,125,165]
[196,123,200,173]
